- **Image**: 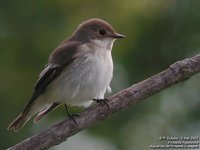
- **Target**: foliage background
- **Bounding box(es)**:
[1,0,200,149]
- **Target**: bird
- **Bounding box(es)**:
[7,18,125,132]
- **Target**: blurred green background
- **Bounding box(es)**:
[1,0,200,149]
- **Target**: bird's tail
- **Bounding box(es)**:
[7,98,39,132]
[7,101,60,132]
[7,112,31,132]
[7,99,41,132]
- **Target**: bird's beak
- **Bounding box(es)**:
[110,33,126,39]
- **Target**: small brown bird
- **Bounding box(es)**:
[8,18,125,132]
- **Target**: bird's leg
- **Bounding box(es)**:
[93,98,110,110]
[64,104,78,125]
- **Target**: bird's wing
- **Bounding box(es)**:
[23,41,82,112]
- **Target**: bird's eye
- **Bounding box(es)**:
[99,29,106,35]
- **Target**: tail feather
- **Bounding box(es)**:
[8,102,60,132]
[34,103,60,123]
[7,112,31,132]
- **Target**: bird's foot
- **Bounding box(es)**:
[93,98,110,110]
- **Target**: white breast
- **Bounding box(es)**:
[45,39,114,107]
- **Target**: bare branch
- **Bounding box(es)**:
[8,54,200,150]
